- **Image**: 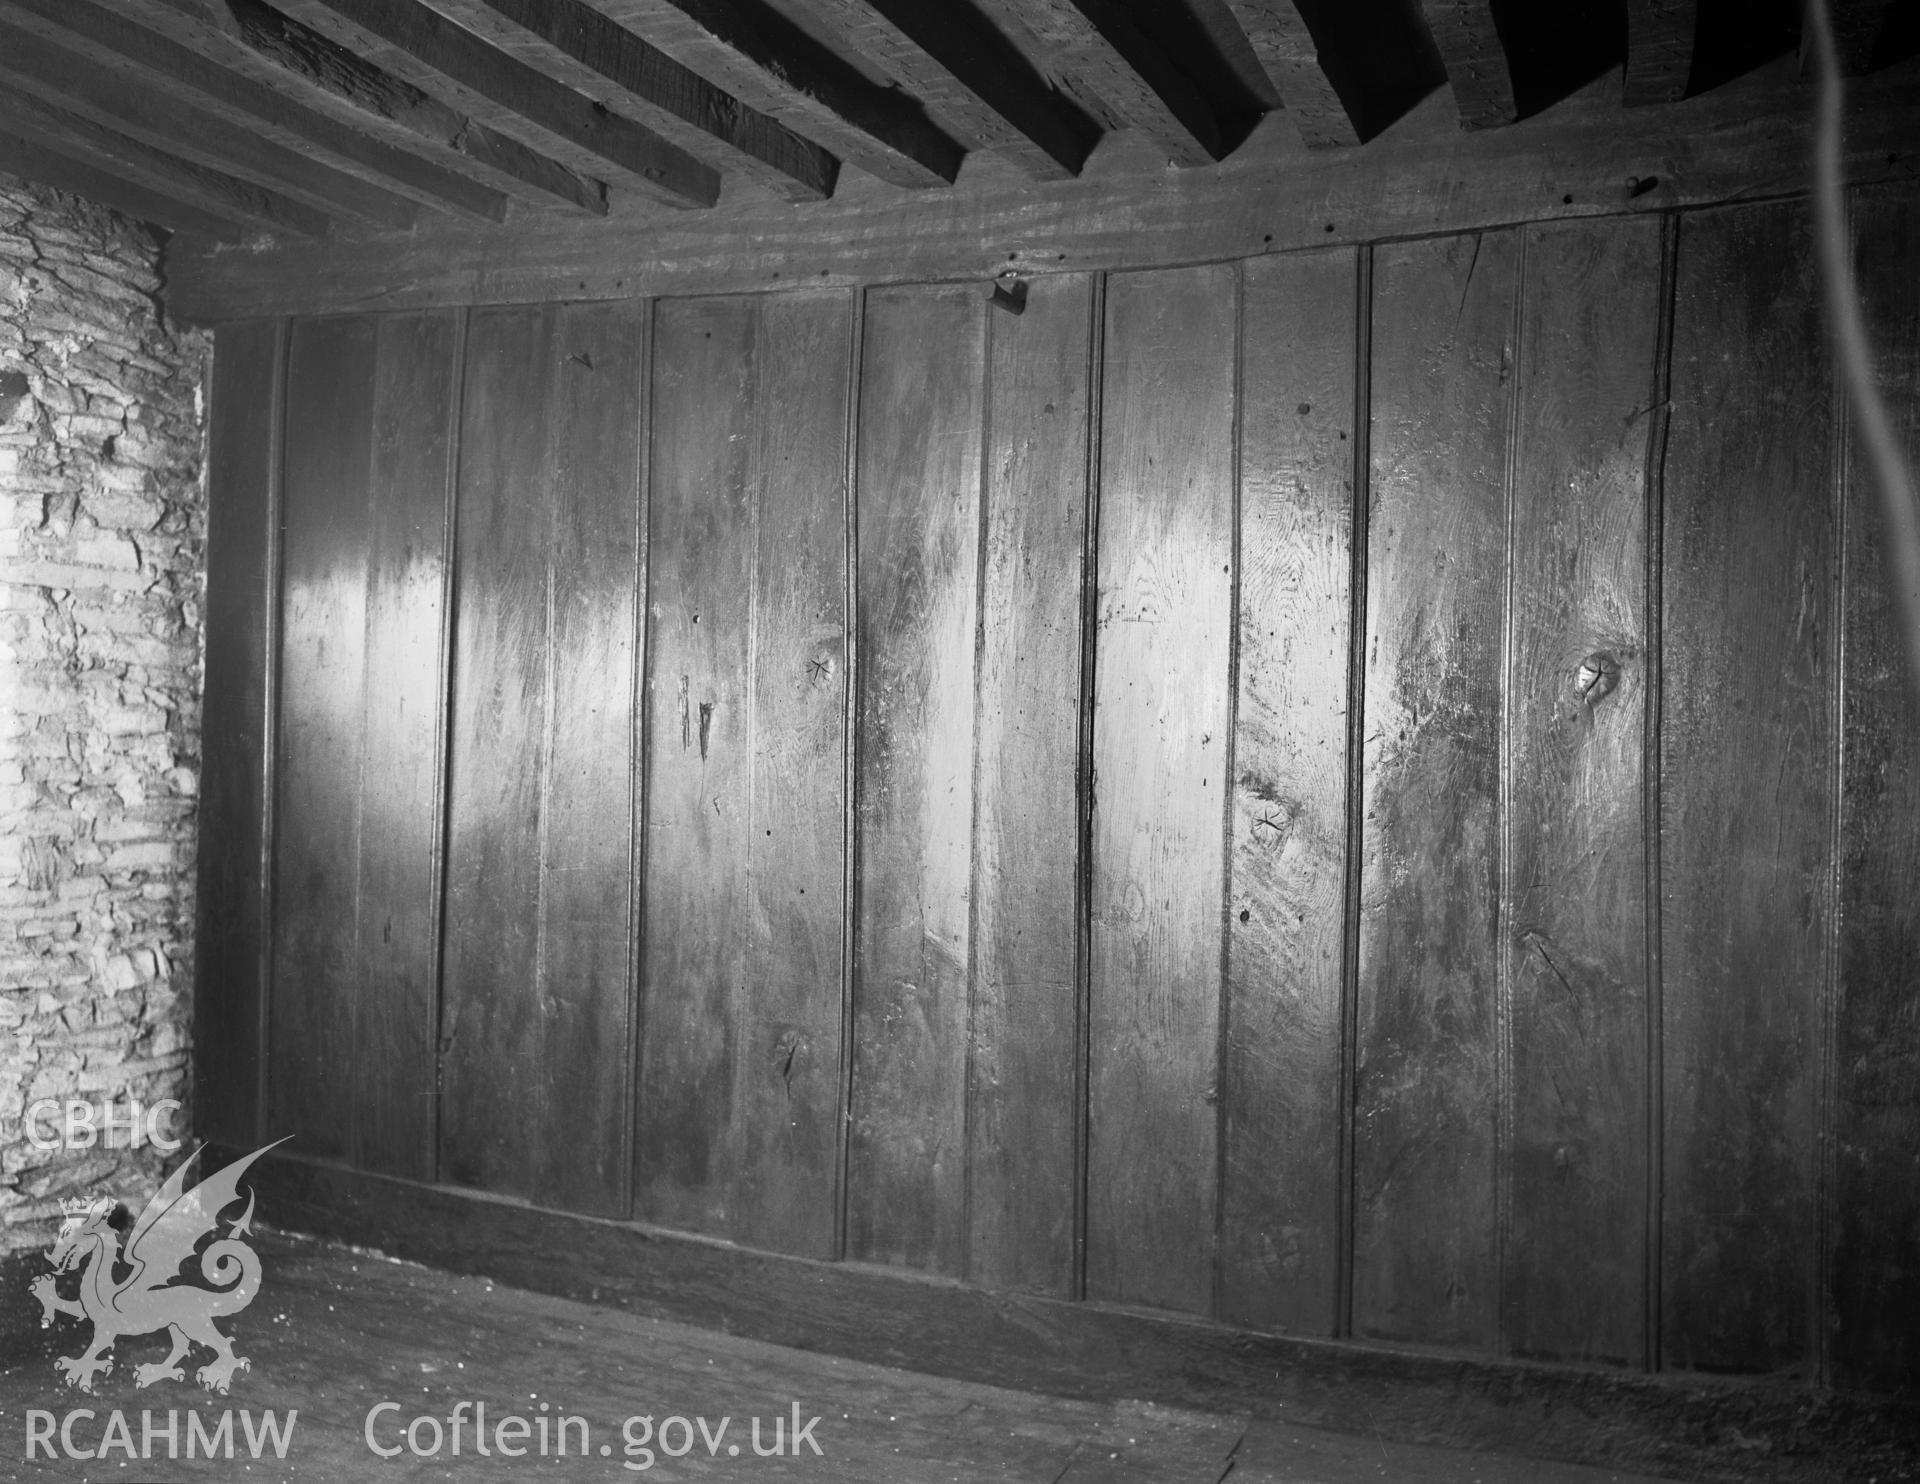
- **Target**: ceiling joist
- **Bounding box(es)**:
[152,0,609,215]
[0,86,331,236]
[789,0,1099,180]
[579,0,962,189]
[422,0,838,201]
[993,0,1225,165]
[0,18,420,230]
[268,0,718,207]
[0,130,249,240]
[1417,0,1517,129]
[1624,0,1697,105]
[1218,0,1361,147]
[2,0,506,221]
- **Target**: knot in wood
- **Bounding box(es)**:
[1574,651,1620,706]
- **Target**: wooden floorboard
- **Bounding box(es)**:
[2,1232,1684,1482]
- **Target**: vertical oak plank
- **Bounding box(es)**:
[734,291,852,1259]
[538,302,645,1213]
[638,296,759,1235]
[1354,231,1515,1349]
[1220,247,1357,1336]
[1661,200,1833,1374]
[441,306,554,1199]
[441,303,643,1215]
[196,320,282,1148]
[1504,217,1661,1365]
[1088,262,1237,1316]
[353,310,456,1181]
[269,314,376,1159]
[968,273,1094,1295]
[639,290,852,1257]
[848,283,987,1276]
[1832,185,1920,1395]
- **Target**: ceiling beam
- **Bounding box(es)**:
[0,0,505,221]
[422,0,836,202]
[991,0,1224,164]
[0,18,420,230]
[0,131,249,239]
[1624,0,1696,105]
[0,88,330,237]
[271,0,719,207]
[788,0,1100,179]
[579,0,961,189]
[144,0,607,215]
[1416,0,1517,128]
[1218,0,1361,146]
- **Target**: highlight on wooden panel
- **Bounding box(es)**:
[847,282,989,1277]
[1502,216,1662,1367]
[1353,229,1515,1350]
[438,300,645,1217]
[1659,199,1833,1375]
[637,289,851,1259]
[195,320,284,1148]
[1219,246,1357,1336]
[269,314,377,1163]
[966,272,1095,1297]
[1087,260,1237,1318]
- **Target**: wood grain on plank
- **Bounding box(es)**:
[848,284,987,1275]
[968,274,1094,1295]
[1503,217,1660,1365]
[1831,186,1920,1395]
[1220,247,1356,1336]
[440,307,555,1199]
[1088,262,1236,1316]
[270,315,377,1160]
[1660,200,1832,1374]
[440,303,643,1215]
[733,292,852,1258]
[352,310,456,1180]
[638,296,757,1236]
[638,291,851,1256]
[1354,230,1515,1349]
[195,321,282,1146]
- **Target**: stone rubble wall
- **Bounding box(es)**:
[0,176,209,1252]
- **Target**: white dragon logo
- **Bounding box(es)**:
[30,1139,286,1395]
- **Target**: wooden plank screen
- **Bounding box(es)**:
[1834,185,1920,1395]
[1503,218,1661,1366]
[268,312,455,1177]
[1088,263,1237,1316]
[201,184,1920,1395]
[1220,248,1357,1336]
[1354,231,1512,1349]
[439,302,645,1215]
[270,316,377,1163]
[847,284,988,1276]
[967,273,1095,1296]
[638,290,851,1258]
[1661,201,1834,1374]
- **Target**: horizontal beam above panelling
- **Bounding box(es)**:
[164,57,1920,324]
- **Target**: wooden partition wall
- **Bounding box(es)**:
[198,185,1920,1395]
